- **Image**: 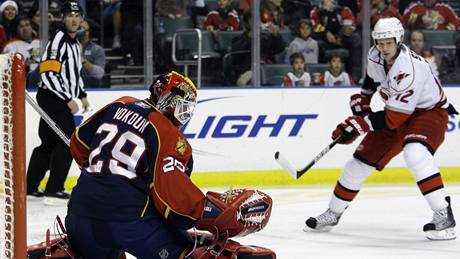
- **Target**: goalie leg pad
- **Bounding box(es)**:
[182,238,276,259]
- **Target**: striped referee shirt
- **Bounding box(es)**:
[39,30,87,101]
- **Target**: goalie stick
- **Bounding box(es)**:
[274,135,344,179]
[25,90,70,147]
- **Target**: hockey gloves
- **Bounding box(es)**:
[196,188,272,238]
[350,94,371,117]
[332,115,370,144]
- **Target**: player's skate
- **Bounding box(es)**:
[304,209,342,232]
[423,196,456,240]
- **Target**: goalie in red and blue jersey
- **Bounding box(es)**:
[65,71,275,259]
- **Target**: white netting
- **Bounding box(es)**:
[0,53,14,259]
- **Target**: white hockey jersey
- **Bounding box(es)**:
[367,44,447,115]
[324,71,352,86]
[3,38,40,71]
[282,72,311,87]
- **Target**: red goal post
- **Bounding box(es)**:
[0,53,26,259]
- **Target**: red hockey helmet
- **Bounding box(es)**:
[149,71,197,126]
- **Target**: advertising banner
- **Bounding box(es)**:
[26,87,460,176]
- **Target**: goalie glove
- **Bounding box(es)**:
[196,188,272,238]
[349,94,371,117]
[332,115,371,144]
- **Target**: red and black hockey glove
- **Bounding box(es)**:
[349,94,371,117]
[332,115,370,144]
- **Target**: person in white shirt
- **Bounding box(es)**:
[282,52,311,87]
[323,54,353,86]
[3,16,40,72]
[285,19,319,64]
[305,17,457,241]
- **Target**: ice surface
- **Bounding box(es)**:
[28,185,460,258]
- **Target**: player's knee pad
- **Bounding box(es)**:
[403,143,438,181]
[339,158,375,190]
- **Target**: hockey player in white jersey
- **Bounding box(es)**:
[304,17,457,240]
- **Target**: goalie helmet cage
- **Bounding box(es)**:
[0,53,26,259]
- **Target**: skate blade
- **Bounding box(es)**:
[44,197,68,206]
[303,224,333,233]
[425,227,456,241]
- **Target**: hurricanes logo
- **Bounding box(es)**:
[175,137,187,155]
[393,71,410,85]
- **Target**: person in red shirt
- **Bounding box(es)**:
[310,0,361,82]
[358,0,403,28]
[402,0,460,30]
[203,0,239,40]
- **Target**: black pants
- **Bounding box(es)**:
[27,89,75,193]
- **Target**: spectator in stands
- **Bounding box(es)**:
[79,20,106,87]
[409,30,438,77]
[283,0,312,30]
[120,0,143,65]
[340,0,358,16]
[27,6,58,38]
[439,36,460,84]
[358,0,402,28]
[3,16,39,72]
[285,19,318,64]
[0,0,18,40]
[190,0,208,28]
[311,0,361,82]
[203,0,240,40]
[239,0,251,13]
[402,0,460,30]
[357,0,399,14]
[156,0,187,19]
[231,11,285,86]
[0,24,6,53]
[282,52,311,86]
[103,0,122,49]
[261,0,284,30]
[323,54,353,86]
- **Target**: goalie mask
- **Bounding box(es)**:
[149,71,197,126]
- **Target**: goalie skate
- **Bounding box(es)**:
[423,196,456,241]
[304,209,342,232]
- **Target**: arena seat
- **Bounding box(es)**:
[154,16,194,40]
[174,31,221,60]
[306,63,329,74]
[218,31,243,53]
[261,64,291,86]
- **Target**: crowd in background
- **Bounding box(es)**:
[1,0,460,87]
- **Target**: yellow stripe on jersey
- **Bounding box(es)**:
[164,206,171,218]
[74,127,90,150]
[140,195,150,218]
[39,59,62,74]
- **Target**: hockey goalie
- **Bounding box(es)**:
[27,71,275,259]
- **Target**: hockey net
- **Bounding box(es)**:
[0,53,26,259]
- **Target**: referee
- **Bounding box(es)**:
[27,1,90,203]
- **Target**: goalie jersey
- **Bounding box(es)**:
[69,97,205,229]
[365,44,449,129]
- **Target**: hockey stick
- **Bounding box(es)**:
[25,91,70,147]
[274,135,344,179]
